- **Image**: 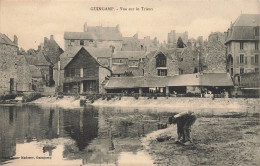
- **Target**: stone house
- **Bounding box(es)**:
[53,47,112,94]
[64,23,123,51]
[200,39,226,73]
[0,33,32,94]
[25,36,63,87]
[225,14,260,78]
[111,51,146,77]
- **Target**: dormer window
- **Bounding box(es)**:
[156,53,166,67]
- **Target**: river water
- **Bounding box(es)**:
[0,104,180,166]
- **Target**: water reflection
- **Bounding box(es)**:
[0,104,162,165]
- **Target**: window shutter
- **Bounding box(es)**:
[251,57,254,65]
[245,57,247,65]
[237,56,239,65]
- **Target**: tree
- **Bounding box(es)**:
[177,37,184,48]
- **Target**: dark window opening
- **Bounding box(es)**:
[156,54,167,67]
[255,41,259,50]
[255,27,259,36]
[80,40,84,46]
[180,57,183,61]
[240,42,244,50]
[193,67,198,73]
[179,68,183,75]
[240,54,244,64]
[255,54,259,64]
[240,68,244,74]
[158,69,167,76]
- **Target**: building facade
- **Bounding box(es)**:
[64,23,123,51]
[54,47,111,94]
[0,34,32,94]
[225,14,260,78]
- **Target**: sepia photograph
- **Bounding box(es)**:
[0,0,259,165]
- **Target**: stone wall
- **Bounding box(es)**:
[177,47,199,74]
[143,51,178,77]
[201,40,226,73]
[240,72,260,88]
[0,43,32,94]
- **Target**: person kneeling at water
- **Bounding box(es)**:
[169,111,196,145]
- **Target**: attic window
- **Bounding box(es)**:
[255,27,259,36]
[80,40,84,46]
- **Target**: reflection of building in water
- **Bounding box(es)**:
[63,108,99,153]
[0,105,63,162]
[0,106,16,161]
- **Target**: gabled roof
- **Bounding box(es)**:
[43,38,64,65]
[35,51,52,66]
[113,51,146,60]
[0,33,17,47]
[55,47,112,70]
[105,73,234,89]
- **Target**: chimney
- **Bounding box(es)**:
[37,45,41,51]
[44,37,48,45]
[84,22,88,32]
[50,35,54,40]
[13,35,18,46]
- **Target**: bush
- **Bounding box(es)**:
[102,95,106,100]
[0,94,17,101]
[23,93,42,102]
[107,95,112,101]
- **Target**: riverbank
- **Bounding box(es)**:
[30,96,260,112]
[141,112,259,166]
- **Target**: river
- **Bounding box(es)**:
[0,104,177,166]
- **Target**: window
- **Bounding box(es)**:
[179,68,183,75]
[80,40,84,46]
[240,54,244,64]
[240,42,244,50]
[255,27,259,36]
[240,68,244,74]
[70,68,75,77]
[193,58,195,61]
[158,69,167,76]
[156,54,166,67]
[180,57,184,61]
[142,69,144,76]
[255,54,259,64]
[255,68,259,72]
[255,42,259,50]
[231,68,233,76]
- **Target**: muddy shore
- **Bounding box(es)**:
[30,96,260,166]
[142,112,260,166]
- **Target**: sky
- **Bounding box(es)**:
[0,0,259,50]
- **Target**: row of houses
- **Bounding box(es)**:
[1,14,259,97]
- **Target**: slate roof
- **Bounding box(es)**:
[35,51,52,66]
[105,73,234,89]
[64,29,123,41]
[225,14,260,43]
[233,14,260,27]
[54,47,112,70]
[0,33,17,47]
[113,51,146,60]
